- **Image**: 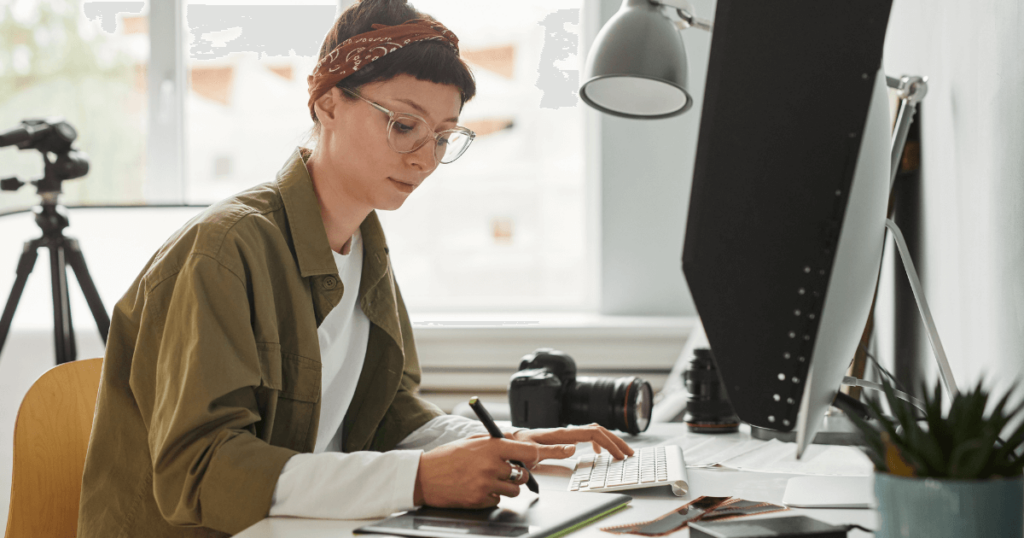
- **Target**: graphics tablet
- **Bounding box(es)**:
[355,490,631,538]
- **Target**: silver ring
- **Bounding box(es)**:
[508,466,524,482]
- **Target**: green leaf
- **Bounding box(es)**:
[912,426,946,476]
[847,395,888,470]
[993,415,1024,473]
[949,439,990,479]
[883,379,917,437]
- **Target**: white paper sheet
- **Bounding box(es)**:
[679,436,769,468]
[716,439,874,476]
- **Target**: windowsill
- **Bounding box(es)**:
[407,313,697,411]
[410,311,696,331]
[410,313,695,370]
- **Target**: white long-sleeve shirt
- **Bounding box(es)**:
[269,232,500,519]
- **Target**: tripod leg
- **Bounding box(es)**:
[49,243,75,364]
[64,245,77,362]
[0,241,42,360]
[65,238,111,344]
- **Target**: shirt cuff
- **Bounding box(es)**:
[392,449,423,512]
[270,449,424,519]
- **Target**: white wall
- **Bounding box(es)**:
[882,1,1024,395]
[593,0,712,316]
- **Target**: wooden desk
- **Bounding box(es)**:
[236,423,876,538]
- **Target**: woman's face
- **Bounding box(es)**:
[316,73,462,211]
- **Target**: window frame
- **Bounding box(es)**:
[146,0,187,203]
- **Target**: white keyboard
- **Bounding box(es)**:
[568,445,689,496]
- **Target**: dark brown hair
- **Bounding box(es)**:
[303,0,476,147]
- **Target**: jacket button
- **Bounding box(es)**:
[323,276,338,289]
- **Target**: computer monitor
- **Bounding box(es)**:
[681,0,894,457]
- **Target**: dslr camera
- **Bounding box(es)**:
[508,348,653,435]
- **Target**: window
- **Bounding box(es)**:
[180,0,591,311]
[374,1,589,312]
[0,0,148,211]
[1,0,592,312]
[183,0,336,203]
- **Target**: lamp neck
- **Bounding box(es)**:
[647,0,714,31]
[648,0,689,9]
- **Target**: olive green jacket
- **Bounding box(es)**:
[77,147,444,538]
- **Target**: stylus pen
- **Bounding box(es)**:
[468,397,540,494]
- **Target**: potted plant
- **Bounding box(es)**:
[849,379,1024,538]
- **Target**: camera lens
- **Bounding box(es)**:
[684,348,740,433]
[563,376,653,435]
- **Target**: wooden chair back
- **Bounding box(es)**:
[4,358,103,538]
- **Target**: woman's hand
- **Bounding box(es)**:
[507,424,635,462]
[414,436,575,509]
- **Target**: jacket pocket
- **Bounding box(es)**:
[256,343,321,450]
[256,343,321,402]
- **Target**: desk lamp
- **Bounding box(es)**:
[579,0,711,119]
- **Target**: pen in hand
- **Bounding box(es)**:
[468,397,541,495]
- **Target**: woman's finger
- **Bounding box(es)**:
[472,493,501,510]
[491,479,522,499]
[496,438,574,465]
[593,425,634,458]
[592,427,628,459]
[594,425,635,456]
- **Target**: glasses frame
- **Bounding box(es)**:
[342,87,476,164]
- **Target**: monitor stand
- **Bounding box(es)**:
[751,407,863,445]
[883,218,959,399]
[754,218,960,446]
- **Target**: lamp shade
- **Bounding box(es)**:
[580,0,692,119]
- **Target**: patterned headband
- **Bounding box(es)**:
[306,18,460,121]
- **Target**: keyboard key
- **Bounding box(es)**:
[567,444,685,493]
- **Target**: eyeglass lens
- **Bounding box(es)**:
[388,114,472,164]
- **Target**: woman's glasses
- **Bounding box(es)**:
[342,87,475,164]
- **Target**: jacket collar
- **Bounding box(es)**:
[359,211,402,349]
[277,147,402,347]
[277,147,336,278]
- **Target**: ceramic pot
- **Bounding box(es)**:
[874,472,1023,537]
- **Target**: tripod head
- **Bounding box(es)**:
[0,118,90,198]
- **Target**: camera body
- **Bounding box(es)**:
[508,348,653,435]
[508,348,577,429]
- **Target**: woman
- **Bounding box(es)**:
[76,1,633,537]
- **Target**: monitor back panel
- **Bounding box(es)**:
[681,0,893,430]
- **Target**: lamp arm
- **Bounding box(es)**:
[649,0,714,32]
[675,8,714,32]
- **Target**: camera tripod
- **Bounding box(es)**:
[0,194,110,364]
[0,118,109,365]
